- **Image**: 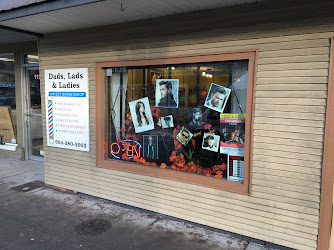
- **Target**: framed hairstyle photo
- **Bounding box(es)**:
[129,97,154,133]
[202,133,220,152]
[155,79,179,108]
[204,83,231,112]
[161,115,174,128]
[175,127,193,146]
[143,135,158,160]
[188,107,202,127]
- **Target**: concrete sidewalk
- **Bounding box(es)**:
[0,158,277,250]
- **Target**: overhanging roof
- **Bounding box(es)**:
[0,0,264,44]
[0,0,47,12]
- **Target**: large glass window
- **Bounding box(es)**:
[104,60,249,183]
[0,54,15,109]
[0,54,16,143]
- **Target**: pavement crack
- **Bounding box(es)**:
[243,242,250,250]
[146,217,162,228]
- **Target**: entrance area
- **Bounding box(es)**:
[24,68,43,160]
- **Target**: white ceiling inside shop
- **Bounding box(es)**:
[0,0,265,34]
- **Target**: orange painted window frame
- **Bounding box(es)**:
[317,38,334,250]
[95,51,257,195]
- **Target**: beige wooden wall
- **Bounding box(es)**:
[38,18,332,249]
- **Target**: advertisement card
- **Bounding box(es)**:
[45,68,89,151]
[227,155,244,183]
[220,113,245,156]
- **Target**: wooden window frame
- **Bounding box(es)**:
[95,51,257,195]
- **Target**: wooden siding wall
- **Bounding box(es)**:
[39,19,332,250]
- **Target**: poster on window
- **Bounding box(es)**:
[161,115,174,128]
[143,135,158,160]
[202,133,220,152]
[155,79,179,108]
[129,97,154,133]
[227,155,244,183]
[220,113,245,156]
[204,83,231,112]
[45,68,89,151]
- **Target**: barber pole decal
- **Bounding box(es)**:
[48,97,54,144]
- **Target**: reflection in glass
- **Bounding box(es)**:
[0,54,15,109]
[29,115,44,157]
[28,69,41,112]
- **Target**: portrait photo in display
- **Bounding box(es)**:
[176,127,193,146]
[188,108,202,127]
[155,79,179,108]
[202,133,220,152]
[129,97,154,133]
[161,115,174,128]
[204,83,231,112]
[143,135,158,160]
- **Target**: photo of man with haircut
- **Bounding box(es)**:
[188,108,202,127]
[156,79,178,108]
[143,135,158,160]
[204,83,231,112]
[176,127,193,146]
[161,115,174,128]
[202,133,220,152]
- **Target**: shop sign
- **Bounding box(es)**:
[110,139,142,159]
[45,68,89,151]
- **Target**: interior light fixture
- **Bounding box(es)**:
[202,69,213,78]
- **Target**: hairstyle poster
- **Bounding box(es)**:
[175,126,193,146]
[204,83,231,112]
[143,135,158,160]
[220,113,245,156]
[202,133,220,152]
[161,115,174,128]
[188,108,202,127]
[155,79,179,108]
[129,97,154,133]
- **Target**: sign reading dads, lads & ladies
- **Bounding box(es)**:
[45,68,89,152]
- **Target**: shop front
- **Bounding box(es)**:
[0,41,41,160]
[40,24,329,250]
[1,0,334,249]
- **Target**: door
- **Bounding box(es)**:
[24,67,43,160]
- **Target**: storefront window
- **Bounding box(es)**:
[0,54,15,109]
[104,60,249,183]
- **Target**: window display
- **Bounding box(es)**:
[104,60,249,183]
